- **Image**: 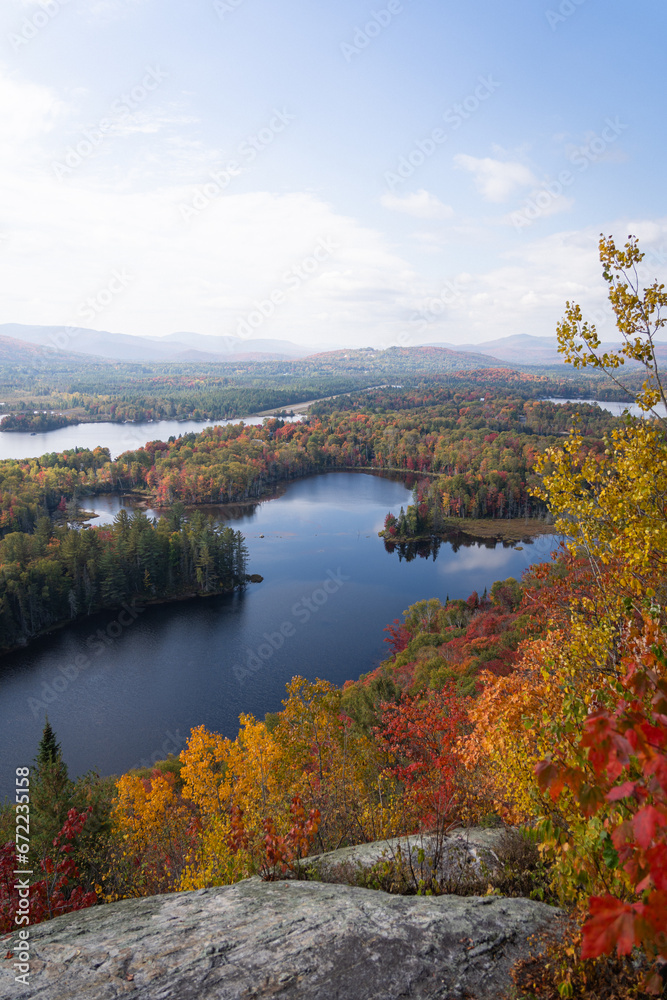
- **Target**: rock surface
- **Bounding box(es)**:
[1,876,563,1000]
[303,827,505,889]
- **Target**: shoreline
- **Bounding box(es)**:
[381,517,558,544]
[81,472,557,534]
[0,580,259,659]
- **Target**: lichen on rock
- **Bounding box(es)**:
[1,874,563,1000]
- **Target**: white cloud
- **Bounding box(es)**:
[0,69,435,349]
[401,221,667,347]
[380,189,454,220]
[454,154,537,203]
[501,189,575,228]
[1,68,665,353]
[0,73,65,150]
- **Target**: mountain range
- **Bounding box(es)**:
[423,333,667,367]
[1,324,665,368]
[0,325,311,363]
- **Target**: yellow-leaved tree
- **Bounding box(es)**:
[536,233,667,603]
[464,235,667,924]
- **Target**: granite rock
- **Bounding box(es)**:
[1,874,563,1000]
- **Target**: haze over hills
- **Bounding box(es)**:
[0,335,64,364]
[422,335,564,366]
[0,324,312,363]
[0,334,506,374]
[0,324,567,367]
[304,345,506,373]
[2,323,665,370]
[421,334,667,367]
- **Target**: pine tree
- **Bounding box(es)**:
[32,716,72,857]
[35,715,61,768]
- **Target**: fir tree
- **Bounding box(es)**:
[31,715,71,855]
[35,715,61,768]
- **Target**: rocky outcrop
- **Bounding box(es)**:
[302,826,506,890]
[1,876,563,1000]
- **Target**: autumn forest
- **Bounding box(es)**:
[2,238,667,998]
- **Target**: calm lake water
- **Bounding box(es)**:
[3,395,664,466]
[0,414,298,462]
[545,397,667,419]
[1,397,663,466]
[0,473,559,798]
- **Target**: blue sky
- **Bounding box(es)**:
[0,0,665,349]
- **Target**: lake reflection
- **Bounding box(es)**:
[0,473,560,797]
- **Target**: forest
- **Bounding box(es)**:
[0,412,79,433]
[0,392,618,536]
[0,343,643,431]
[1,237,666,998]
[0,509,248,652]
[0,388,619,652]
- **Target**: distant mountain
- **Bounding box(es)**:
[0,324,313,363]
[305,345,506,372]
[422,335,562,366]
[0,335,90,366]
[4,325,664,371]
[423,334,667,367]
[171,348,295,362]
[158,331,310,357]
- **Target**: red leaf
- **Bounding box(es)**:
[606,781,637,802]
[535,759,564,800]
[633,805,667,851]
[578,782,605,817]
[645,844,667,892]
[581,896,636,958]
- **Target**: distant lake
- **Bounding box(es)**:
[0,472,560,799]
[547,397,667,419]
[0,414,299,462]
[2,398,662,465]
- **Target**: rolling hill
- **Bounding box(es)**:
[0,324,312,363]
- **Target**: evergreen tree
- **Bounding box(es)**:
[35,715,61,768]
[32,717,72,857]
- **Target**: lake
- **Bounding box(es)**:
[1,397,663,466]
[0,414,299,462]
[546,397,667,419]
[0,472,559,799]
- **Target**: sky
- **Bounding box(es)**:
[0,0,665,351]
